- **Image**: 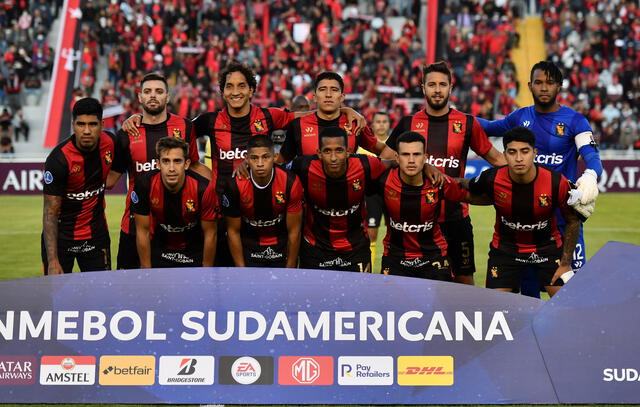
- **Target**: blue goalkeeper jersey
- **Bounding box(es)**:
[478,105,598,183]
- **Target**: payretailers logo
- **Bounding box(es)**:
[338,356,393,385]
[397,356,454,386]
[99,355,155,386]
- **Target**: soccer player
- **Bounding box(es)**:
[379,132,467,280]
[386,61,506,285]
[478,61,602,272]
[462,127,581,297]
[222,135,303,268]
[289,127,391,273]
[132,137,218,268]
[278,71,395,162]
[42,98,115,274]
[107,72,208,270]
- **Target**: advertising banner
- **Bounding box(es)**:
[0,242,637,404]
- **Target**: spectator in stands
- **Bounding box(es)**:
[12,108,29,143]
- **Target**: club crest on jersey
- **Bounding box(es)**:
[555,122,566,136]
[425,189,437,204]
[538,194,550,207]
[151,197,160,207]
[172,128,182,138]
[104,151,112,165]
[343,122,352,135]
[452,120,463,134]
[352,179,362,191]
[275,191,285,204]
[185,199,196,212]
[253,119,265,132]
[490,266,498,278]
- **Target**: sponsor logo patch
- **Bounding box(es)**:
[0,356,36,385]
[40,356,95,385]
[44,171,53,184]
[278,356,333,385]
[99,355,155,386]
[397,356,454,386]
[219,356,273,385]
[158,356,214,385]
[338,356,393,385]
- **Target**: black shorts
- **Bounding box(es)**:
[486,246,564,291]
[365,194,384,228]
[215,218,234,267]
[381,255,453,282]
[244,245,288,268]
[439,217,475,276]
[117,230,140,270]
[41,235,111,274]
[299,240,371,273]
[151,246,203,268]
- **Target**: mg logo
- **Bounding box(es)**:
[292,358,320,384]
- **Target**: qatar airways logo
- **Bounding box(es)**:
[500,216,548,231]
[220,148,247,160]
[314,203,360,217]
[427,155,460,169]
[534,153,563,165]
[159,221,197,233]
[135,160,158,173]
[66,185,105,200]
[389,218,434,233]
[244,213,283,227]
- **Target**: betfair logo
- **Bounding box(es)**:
[99,356,155,386]
[397,356,453,386]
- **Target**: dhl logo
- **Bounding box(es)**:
[402,366,452,375]
[397,356,453,386]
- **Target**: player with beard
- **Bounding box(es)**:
[385,61,506,285]
[379,132,468,280]
[460,127,581,297]
[132,137,218,268]
[222,135,303,268]
[108,73,209,270]
[478,61,602,296]
[42,98,115,274]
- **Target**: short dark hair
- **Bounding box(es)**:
[72,97,102,120]
[292,95,310,112]
[319,126,348,148]
[314,71,344,93]
[422,61,452,85]
[372,111,390,120]
[530,60,563,84]
[503,126,536,149]
[248,134,273,151]
[156,136,189,159]
[396,131,425,152]
[219,62,257,92]
[140,72,168,91]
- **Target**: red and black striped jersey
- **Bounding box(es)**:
[290,154,387,252]
[469,165,573,255]
[193,105,294,192]
[43,131,115,241]
[380,168,467,259]
[112,113,199,235]
[221,166,303,250]
[131,170,218,251]
[386,108,493,222]
[280,112,378,161]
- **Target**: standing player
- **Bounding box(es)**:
[107,73,208,270]
[379,132,468,280]
[462,127,581,297]
[132,137,218,268]
[222,135,303,268]
[386,61,506,285]
[289,127,391,273]
[478,61,602,273]
[278,72,395,162]
[42,98,114,274]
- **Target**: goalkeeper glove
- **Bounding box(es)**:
[575,169,599,204]
[567,189,595,221]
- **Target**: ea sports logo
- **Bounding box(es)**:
[231,357,261,384]
[292,358,320,384]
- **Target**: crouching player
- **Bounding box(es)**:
[461,127,581,297]
[222,135,303,268]
[132,137,218,268]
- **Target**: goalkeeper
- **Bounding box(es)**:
[478,61,601,292]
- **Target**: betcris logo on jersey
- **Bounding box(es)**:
[220,148,247,160]
[427,155,460,169]
[534,153,564,165]
[135,160,158,173]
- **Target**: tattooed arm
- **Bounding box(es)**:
[43,194,63,275]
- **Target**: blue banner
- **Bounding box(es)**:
[0,242,637,404]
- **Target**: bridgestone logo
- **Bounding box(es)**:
[66,185,105,200]
[500,216,548,231]
[220,148,247,160]
[427,155,460,168]
[389,218,433,232]
[314,203,360,217]
[167,377,205,383]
